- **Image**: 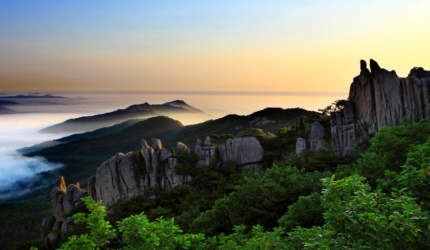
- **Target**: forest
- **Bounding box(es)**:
[18,117,430,249]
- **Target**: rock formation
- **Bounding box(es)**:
[194,137,218,167]
[309,122,325,151]
[219,137,264,165]
[51,176,85,221]
[47,177,85,248]
[295,138,307,154]
[87,136,264,206]
[88,139,190,206]
[295,121,326,154]
[331,59,430,156]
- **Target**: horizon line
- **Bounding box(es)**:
[65,90,347,97]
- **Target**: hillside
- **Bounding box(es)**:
[39,100,213,134]
[154,107,318,149]
[18,119,143,154]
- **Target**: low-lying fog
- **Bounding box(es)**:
[0,113,89,199]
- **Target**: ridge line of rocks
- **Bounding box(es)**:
[45,135,264,247]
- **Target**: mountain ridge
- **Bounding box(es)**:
[39,100,213,134]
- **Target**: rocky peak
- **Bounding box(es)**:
[409,67,430,78]
[331,59,430,156]
[165,100,187,105]
[50,176,85,220]
[369,58,381,74]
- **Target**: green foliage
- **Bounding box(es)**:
[318,99,349,116]
[213,224,286,250]
[107,161,243,233]
[278,192,324,232]
[118,213,207,250]
[175,152,201,176]
[210,133,235,145]
[354,118,430,186]
[59,197,116,250]
[239,127,267,142]
[378,137,430,210]
[0,202,51,250]
[60,197,207,250]
[261,125,300,166]
[190,165,332,235]
[285,148,342,172]
[27,111,430,249]
[289,175,430,249]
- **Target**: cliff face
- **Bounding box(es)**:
[88,138,191,207]
[87,136,264,207]
[331,59,430,156]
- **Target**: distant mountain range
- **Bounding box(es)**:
[0,100,21,105]
[0,94,66,114]
[0,100,21,113]
[39,100,214,134]
[0,94,65,99]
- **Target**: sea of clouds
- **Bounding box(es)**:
[0,113,86,199]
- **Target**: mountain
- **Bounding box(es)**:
[153,107,317,149]
[0,94,64,99]
[0,100,21,113]
[39,100,214,134]
[0,100,21,105]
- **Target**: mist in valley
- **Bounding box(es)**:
[0,113,87,199]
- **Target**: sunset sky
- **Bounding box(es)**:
[1,1,430,114]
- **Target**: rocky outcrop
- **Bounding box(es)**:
[49,135,264,225]
[296,138,307,154]
[249,117,277,127]
[195,137,218,167]
[90,152,147,206]
[61,217,74,240]
[51,176,85,221]
[86,136,264,206]
[294,121,326,154]
[219,137,264,165]
[309,122,325,151]
[175,142,191,154]
[47,177,85,248]
[331,59,430,156]
[89,139,190,206]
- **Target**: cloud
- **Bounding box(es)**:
[0,113,82,200]
[0,152,63,199]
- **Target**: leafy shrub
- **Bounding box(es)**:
[288,175,430,249]
[277,192,323,232]
[189,165,332,235]
[354,118,430,186]
[285,148,342,172]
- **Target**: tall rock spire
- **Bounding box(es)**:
[331,59,430,156]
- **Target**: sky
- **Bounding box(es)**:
[1,0,430,115]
